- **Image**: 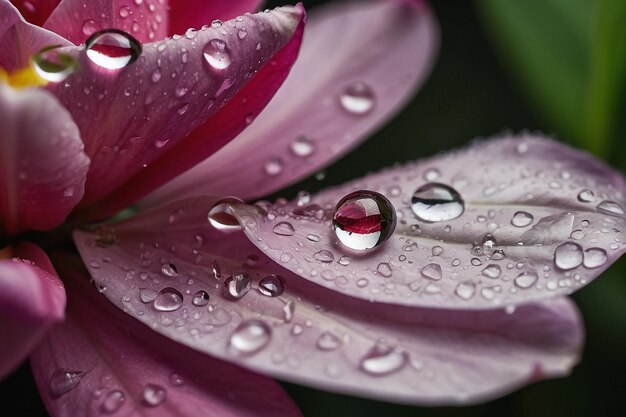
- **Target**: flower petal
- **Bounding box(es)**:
[146,0,438,205]
[0,0,70,71]
[73,196,583,405]
[47,6,305,217]
[229,133,626,309]
[0,84,89,233]
[0,242,65,379]
[168,0,264,37]
[30,256,302,417]
[43,0,169,44]
[9,0,60,27]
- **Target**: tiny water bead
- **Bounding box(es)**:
[273,221,295,236]
[203,39,232,70]
[153,287,184,311]
[223,271,251,299]
[411,183,464,222]
[229,320,272,354]
[554,242,583,270]
[101,390,125,413]
[192,290,210,306]
[290,135,315,157]
[359,345,408,376]
[596,200,625,216]
[511,211,534,227]
[32,45,77,82]
[49,369,85,396]
[258,274,285,297]
[514,271,538,289]
[332,190,397,251]
[85,29,142,70]
[142,384,166,407]
[420,263,442,280]
[339,82,376,115]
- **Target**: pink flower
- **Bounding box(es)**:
[0,0,624,415]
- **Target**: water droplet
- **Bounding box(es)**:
[264,156,283,176]
[154,287,183,311]
[119,6,131,18]
[273,221,295,236]
[169,373,184,387]
[359,344,408,376]
[229,320,271,354]
[313,250,334,263]
[431,245,443,256]
[583,247,608,268]
[142,384,166,407]
[192,290,210,306]
[290,135,315,157]
[101,390,125,413]
[338,256,351,266]
[160,263,178,277]
[377,262,392,277]
[208,198,243,232]
[597,200,624,216]
[237,28,247,39]
[211,19,223,28]
[307,234,321,242]
[332,190,396,251]
[317,332,341,351]
[420,263,442,280]
[203,39,231,70]
[81,19,98,36]
[411,183,464,222]
[481,264,502,279]
[32,45,77,82]
[577,189,595,203]
[511,211,534,227]
[86,29,142,70]
[514,271,538,289]
[139,288,158,303]
[455,282,476,300]
[49,369,84,397]
[258,274,285,297]
[339,82,375,115]
[223,271,251,299]
[554,242,583,270]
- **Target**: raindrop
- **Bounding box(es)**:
[511,211,534,227]
[49,369,84,397]
[86,29,142,70]
[264,156,284,176]
[81,19,98,36]
[139,288,158,303]
[101,390,125,413]
[332,190,397,251]
[423,168,441,181]
[596,200,624,216]
[142,384,166,407]
[514,271,538,289]
[339,82,375,115]
[577,189,595,203]
[313,250,334,263]
[169,373,184,387]
[258,274,285,297]
[431,245,443,256]
[377,262,392,277]
[119,6,131,18]
[153,287,184,311]
[359,344,408,376]
[411,183,464,222]
[273,221,295,236]
[160,263,178,277]
[481,264,502,279]
[229,320,272,354]
[307,234,321,242]
[455,282,476,300]
[317,332,341,351]
[203,39,231,70]
[554,242,583,270]
[192,290,210,306]
[420,263,442,280]
[583,247,608,268]
[32,45,77,82]
[223,271,251,299]
[208,198,243,232]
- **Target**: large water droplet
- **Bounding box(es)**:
[290,135,315,157]
[339,82,375,115]
[514,271,538,289]
[481,264,502,279]
[317,331,341,351]
[192,290,210,306]
[32,45,77,82]
[258,274,285,297]
[101,390,125,413]
[455,282,476,300]
[313,250,334,263]
[49,369,84,397]
[359,344,408,376]
[203,39,231,70]
[273,221,295,236]
[208,198,243,232]
[223,271,251,299]
[229,320,271,354]
[411,183,464,222]
[332,190,396,251]
[86,29,142,70]
[554,242,583,270]
[511,211,534,227]
[596,200,625,216]
[583,247,608,268]
[154,287,183,311]
[160,263,178,277]
[577,189,595,203]
[142,384,166,407]
[420,263,442,280]
[377,262,393,277]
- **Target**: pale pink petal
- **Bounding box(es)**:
[168,0,264,36]
[47,6,305,217]
[44,0,168,44]
[0,242,65,379]
[0,84,89,233]
[9,0,60,27]
[30,257,302,417]
[73,196,583,405]
[229,133,626,309]
[0,0,70,71]
[146,0,438,205]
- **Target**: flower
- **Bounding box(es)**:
[1,1,624,416]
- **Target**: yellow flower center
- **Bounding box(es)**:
[0,63,48,89]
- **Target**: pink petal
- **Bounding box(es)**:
[0,84,89,233]
[9,0,60,27]
[146,0,438,205]
[0,242,65,379]
[72,196,583,405]
[30,256,302,417]
[44,0,169,44]
[230,133,626,309]
[47,6,305,217]
[0,0,70,71]
[168,0,264,37]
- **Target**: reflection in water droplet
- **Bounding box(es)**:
[142,384,166,407]
[223,271,251,299]
[273,221,295,236]
[514,271,538,289]
[577,189,595,203]
[203,39,231,70]
[411,183,464,222]
[339,82,375,115]
[258,274,285,297]
[101,390,125,413]
[420,263,442,280]
[317,331,341,351]
[511,211,534,227]
[332,190,396,251]
[359,344,408,376]
[49,369,84,397]
[192,290,210,306]
[154,287,183,311]
[32,45,77,82]
[229,320,271,354]
[583,247,608,268]
[86,29,142,70]
[208,198,243,232]
[554,242,583,270]
[596,200,624,216]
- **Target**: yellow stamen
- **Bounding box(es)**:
[0,63,48,89]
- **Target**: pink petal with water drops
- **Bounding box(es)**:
[79,5,306,219]
[9,0,60,27]
[146,0,438,205]
[30,256,302,417]
[230,133,626,309]
[0,0,70,71]
[44,0,169,44]
[73,196,583,405]
[0,242,65,379]
[168,0,264,37]
[0,84,89,234]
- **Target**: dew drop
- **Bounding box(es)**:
[192,290,210,306]
[142,384,166,407]
[481,264,502,279]
[290,135,315,157]
[32,45,77,82]
[208,198,243,232]
[596,200,625,216]
[229,320,271,354]
[101,389,125,413]
[377,262,393,277]
[139,288,158,303]
[223,271,251,299]
[313,250,334,263]
[411,183,464,222]
[359,344,408,376]
[203,39,231,70]
[431,245,443,256]
[332,190,396,251]
[455,281,476,300]
[554,242,583,270]
[273,221,295,236]
[577,189,595,203]
[237,28,247,39]
[307,234,321,242]
[583,247,608,268]
[258,274,285,297]
[420,263,442,280]
[160,263,178,277]
[514,271,538,289]
[49,369,84,397]
[81,19,98,36]
[339,82,375,115]
[86,29,142,70]
[316,331,341,351]
[169,373,184,387]
[264,156,283,176]
[511,211,534,227]
[153,287,183,311]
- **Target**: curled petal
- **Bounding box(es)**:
[73,196,584,405]
[147,0,438,205]
[30,256,302,417]
[229,133,626,309]
[0,242,65,379]
[168,0,264,36]
[9,0,60,27]
[0,84,89,233]
[44,0,169,44]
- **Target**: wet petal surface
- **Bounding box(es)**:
[168,0,263,37]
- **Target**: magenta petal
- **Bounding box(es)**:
[230,133,626,309]
[30,258,302,417]
[73,197,583,405]
[146,0,438,205]
[43,0,169,44]
[168,0,264,36]
[0,85,89,233]
[0,0,70,71]
[9,0,60,27]
[0,242,65,379]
